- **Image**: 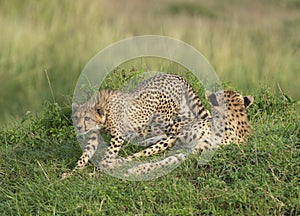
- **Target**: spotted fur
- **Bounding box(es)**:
[125,90,254,176]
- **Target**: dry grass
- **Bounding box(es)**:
[0,0,299,124]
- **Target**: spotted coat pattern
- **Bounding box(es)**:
[125,90,254,176]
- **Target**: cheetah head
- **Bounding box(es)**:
[72,92,109,135]
[206,90,254,111]
[205,90,254,143]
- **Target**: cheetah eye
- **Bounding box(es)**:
[84,117,90,121]
[73,116,79,121]
[97,108,102,116]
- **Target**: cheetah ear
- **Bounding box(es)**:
[89,95,97,108]
[243,96,254,109]
[72,103,79,112]
[205,91,219,107]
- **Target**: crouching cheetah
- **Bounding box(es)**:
[125,90,254,176]
[64,74,210,177]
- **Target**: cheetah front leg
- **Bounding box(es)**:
[62,131,100,179]
[98,132,127,169]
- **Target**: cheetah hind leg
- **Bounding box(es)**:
[127,134,177,160]
[138,134,167,147]
[125,153,186,176]
[128,119,181,159]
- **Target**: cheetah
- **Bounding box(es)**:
[65,74,210,176]
[125,90,254,176]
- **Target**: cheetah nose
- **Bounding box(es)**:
[77,126,82,131]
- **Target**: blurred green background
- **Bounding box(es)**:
[0,0,299,125]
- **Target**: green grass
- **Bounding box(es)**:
[0,87,299,215]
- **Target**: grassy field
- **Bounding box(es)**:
[0,86,299,215]
[0,0,300,215]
